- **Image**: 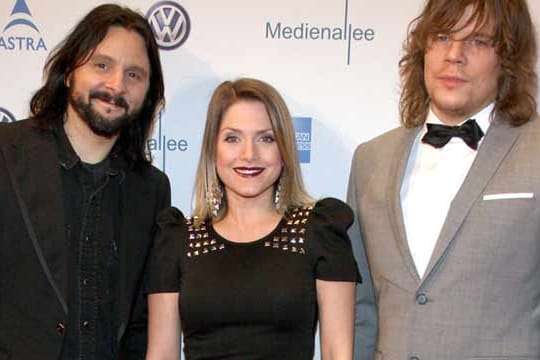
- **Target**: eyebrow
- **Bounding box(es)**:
[220,127,274,134]
[90,53,149,78]
[465,30,493,37]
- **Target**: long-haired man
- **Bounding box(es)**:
[348,1,538,359]
[0,4,170,359]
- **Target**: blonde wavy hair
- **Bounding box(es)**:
[192,78,314,224]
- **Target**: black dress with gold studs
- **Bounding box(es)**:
[146,197,360,360]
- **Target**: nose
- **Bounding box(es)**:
[445,39,466,64]
[240,140,257,161]
[105,69,126,94]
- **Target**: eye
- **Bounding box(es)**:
[95,62,107,70]
[435,33,450,43]
[224,135,239,143]
[127,71,141,80]
[467,37,491,47]
[259,134,275,143]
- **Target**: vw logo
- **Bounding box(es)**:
[146,1,191,50]
[0,107,16,123]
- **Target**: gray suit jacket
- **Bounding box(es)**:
[348,116,540,360]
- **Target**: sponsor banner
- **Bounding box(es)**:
[0,107,16,122]
[293,117,312,164]
[264,0,376,65]
[0,0,46,51]
[146,1,191,50]
[148,110,190,172]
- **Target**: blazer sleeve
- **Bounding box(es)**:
[348,144,378,360]
[120,171,171,360]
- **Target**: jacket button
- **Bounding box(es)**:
[416,293,428,305]
[56,322,65,335]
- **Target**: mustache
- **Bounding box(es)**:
[89,90,129,110]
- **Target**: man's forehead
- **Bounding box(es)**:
[91,27,150,68]
[96,26,146,50]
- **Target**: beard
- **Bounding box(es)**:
[68,89,142,138]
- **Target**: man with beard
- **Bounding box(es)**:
[0,4,170,360]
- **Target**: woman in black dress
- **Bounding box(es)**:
[145,78,360,360]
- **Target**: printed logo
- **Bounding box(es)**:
[0,0,47,51]
[0,107,16,123]
[265,0,375,65]
[148,110,189,171]
[293,117,312,164]
[146,1,191,50]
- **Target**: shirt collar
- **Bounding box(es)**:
[54,124,79,170]
[53,124,126,180]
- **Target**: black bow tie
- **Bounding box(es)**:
[421,119,484,150]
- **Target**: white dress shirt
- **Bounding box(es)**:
[400,104,493,278]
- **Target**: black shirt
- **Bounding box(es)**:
[54,127,122,360]
[147,198,360,360]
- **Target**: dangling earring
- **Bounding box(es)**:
[208,183,223,217]
[274,176,283,209]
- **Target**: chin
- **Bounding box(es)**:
[433,98,470,113]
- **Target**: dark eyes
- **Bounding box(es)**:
[260,135,275,143]
[224,135,239,143]
[223,134,275,143]
[127,71,142,80]
[93,62,143,81]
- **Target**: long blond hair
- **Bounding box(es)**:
[192,78,313,223]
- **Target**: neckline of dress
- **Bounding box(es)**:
[209,217,286,247]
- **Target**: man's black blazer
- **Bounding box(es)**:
[0,119,171,359]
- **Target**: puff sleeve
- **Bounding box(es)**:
[307,198,361,283]
[145,207,187,294]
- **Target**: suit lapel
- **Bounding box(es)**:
[116,170,152,341]
[422,120,520,280]
[386,126,423,283]
[2,127,68,313]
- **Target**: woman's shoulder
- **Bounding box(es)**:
[284,198,353,238]
[309,197,354,229]
[157,208,215,235]
[294,198,359,281]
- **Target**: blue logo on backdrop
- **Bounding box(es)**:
[147,111,189,171]
[0,107,16,123]
[265,0,375,65]
[0,0,47,51]
[146,1,191,50]
[293,117,312,164]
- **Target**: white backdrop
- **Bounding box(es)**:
[1,0,539,357]
[1,0,539,210]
